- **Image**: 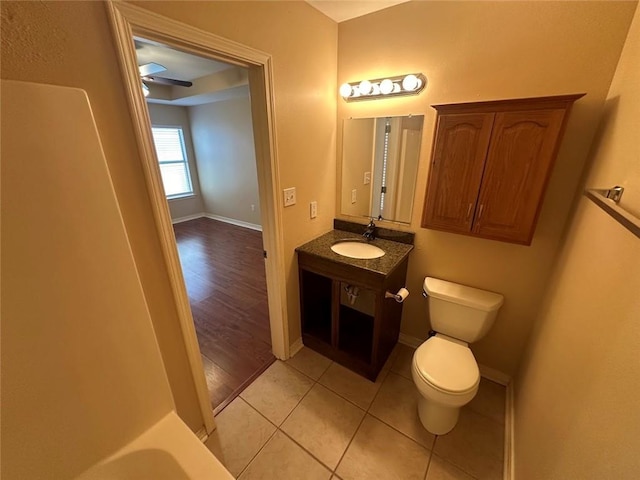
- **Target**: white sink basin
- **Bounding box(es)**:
[331,241,385,259]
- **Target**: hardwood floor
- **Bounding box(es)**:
[173,217,274,414]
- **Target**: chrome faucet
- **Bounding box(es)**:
[363,219,376,241]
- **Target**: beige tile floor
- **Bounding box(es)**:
[205,344,506,480]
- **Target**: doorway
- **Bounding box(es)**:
[136,37,275,413]
[107,2,289,433]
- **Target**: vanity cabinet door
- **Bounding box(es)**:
[472,109,565,244]
[422,113,494,233]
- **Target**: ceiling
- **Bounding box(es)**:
[135,37,248,106]
[135,1,412,104]
[135,38,231,81]
[306,0,410,23]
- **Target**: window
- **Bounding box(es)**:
[151,126,193,198]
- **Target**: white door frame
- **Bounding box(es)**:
[106,1,289,435]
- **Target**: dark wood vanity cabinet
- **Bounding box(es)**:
[422,94,584,245]
[298,251,409,381]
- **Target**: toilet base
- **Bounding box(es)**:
[417,396,460,435]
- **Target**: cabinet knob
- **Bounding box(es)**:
[466,203,473,219]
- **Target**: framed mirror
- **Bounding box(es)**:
[340,115,424,224]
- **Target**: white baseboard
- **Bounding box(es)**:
[504,381,515,480]
[289,337,304,358]
[398,333,512,386]
[398,333,424,349]
[171,212,205,224]
[478,364,511,386]
[204,213,262,232]
[195,426,209,443]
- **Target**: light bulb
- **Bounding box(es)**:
[339,82,353,98]
[359,80,372,95]
[380,79,394,95]
[402,74,420,92]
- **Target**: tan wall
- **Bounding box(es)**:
[341,118,375,217]
[132,1,339,344]
[1,80,174,479]
[0,0,205,432]
[337,0,637,375]
[514,6,640,478]
[188,95,262,226]
[147,103,206,220]
[1,0,337,433]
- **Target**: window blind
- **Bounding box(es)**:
[151,127,193,198]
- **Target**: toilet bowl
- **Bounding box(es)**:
[412,277,503,435]
[412,335,479,434]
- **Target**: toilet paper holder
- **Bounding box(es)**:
[385,288,409,303]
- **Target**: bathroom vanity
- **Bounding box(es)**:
[296,222,413,380]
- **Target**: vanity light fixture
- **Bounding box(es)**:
[340,73,427,101]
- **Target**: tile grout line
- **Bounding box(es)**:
[330,405,369,476]
[235,426,279,479]
[277,360,340,474]
[331,363,393,475]
[244,349,503,479]
[234,362,317,479]
[277,427,338,475]
[230,396,279,479]
[285,356,375,475]
[234,358,327,479]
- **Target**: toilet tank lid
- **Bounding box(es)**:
[424,277,504,311]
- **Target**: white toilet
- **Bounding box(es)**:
[412,277,504,435]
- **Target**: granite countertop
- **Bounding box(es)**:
[295,230,414,276]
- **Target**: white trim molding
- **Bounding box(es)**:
[196,427,210,443]
[106,0,289,435]
[504,382,515,480]
[171,213,262,232]
[204,213,262,232]
[478,364,512,387]
[398,333,423,349]
[171,213,206,224]
[289,337,304,358]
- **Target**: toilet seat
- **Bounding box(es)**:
[413,336,479,394]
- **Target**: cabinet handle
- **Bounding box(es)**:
[477,204,485,220]
[466,203,473,219]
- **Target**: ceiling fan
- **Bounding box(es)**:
[138,62,193,88]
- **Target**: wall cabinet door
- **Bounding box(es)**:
[472,109,565,243]
[421,94,583,245]
[422,113,494,233]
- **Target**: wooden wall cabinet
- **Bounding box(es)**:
[422,94,584,245]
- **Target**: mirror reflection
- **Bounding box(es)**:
[341,115,424,224]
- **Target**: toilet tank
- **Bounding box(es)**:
[424,277,504,343]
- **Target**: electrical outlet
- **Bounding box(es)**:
[283,187,296,207]
[351,189,357,204]
[310,201,317,219]
[364,172,371,185]
[251,204,255,212]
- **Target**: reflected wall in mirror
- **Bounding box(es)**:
[341,115,424,224]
